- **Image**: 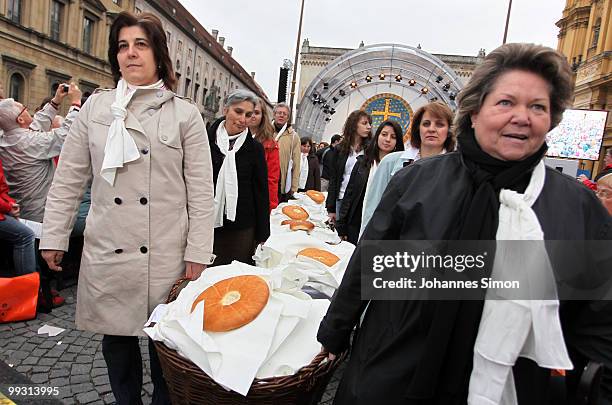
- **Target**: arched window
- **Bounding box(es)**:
[592,18,601,48]
[9,73,25,102]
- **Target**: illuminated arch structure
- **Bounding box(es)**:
[296,43,465,143]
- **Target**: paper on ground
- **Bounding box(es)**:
[37,324,65,337]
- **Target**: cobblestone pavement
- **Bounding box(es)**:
[0,285,342,404]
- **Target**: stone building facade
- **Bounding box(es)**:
[556,0,611,174]
[0,0,131,113]
[0,0,269,123]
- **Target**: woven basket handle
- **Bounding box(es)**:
[166,277,191,303]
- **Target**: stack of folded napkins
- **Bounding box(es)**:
[145,261,330,396]
[259,191,356,297]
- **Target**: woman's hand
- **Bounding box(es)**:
[322,346,337,361]
[185,261,206,280]
[9,203,20,218]
[42,250,64,271]
[328,212,336,224]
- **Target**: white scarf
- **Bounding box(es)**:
[214,121,248,228]
[273,121,288,142]
[101,79,165,186]
[299,153,309,189]
[468,161,572,405]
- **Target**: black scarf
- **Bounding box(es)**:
[410,131,548,401]
[458,130,548,240]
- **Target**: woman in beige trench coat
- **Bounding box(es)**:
[40,12,214,405]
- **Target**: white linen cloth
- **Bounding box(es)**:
[213,122,248,228]
[101,79,164,186]
[468,161,573,405]
[145,262,320,396]
[255,231,355,297]
[299,153,309,189]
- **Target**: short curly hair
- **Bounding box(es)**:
[454,43,573,140]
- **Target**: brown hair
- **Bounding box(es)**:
[253,99,275,143]
[108,12,176,91]
[455,43,573,140]
[410,102,456,151]
[338,110,372,154]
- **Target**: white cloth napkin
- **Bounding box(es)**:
[101,79,164,185]
[256,231,355,297]
[214,122,248,227]
[468,161,573,405]
[145,262,315,396]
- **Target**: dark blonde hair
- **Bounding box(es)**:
[455,43,573,140]
[410,102,456,151]
[338,110,372,154]
[253,99,275,143]
[108,12,176,90]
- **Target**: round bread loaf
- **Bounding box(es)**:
[290,220,315,232]
[281,219,314,232]
[297,248,340,267]
[306,190,325,204]
[191,275,269,332]
[282,205,309,220]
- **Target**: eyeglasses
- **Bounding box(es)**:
[15,105,28,123]
[596,188,611,199]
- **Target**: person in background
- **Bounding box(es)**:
[272,103,301,202]
[578,148,612,191]
[208,90,270,265]
[596,172,612,215]
[360,102,455,235]
[0,158,36,276]
[319,43,612,405]
[40,12,216,404]
[326,111,372,224]
[298,136,321,192]
[317,141,329,155]
[0,85,81,222]
[337,120,404,244]
[318,134,342,192]
[249,98,280,211]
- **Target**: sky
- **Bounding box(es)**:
[178,0,567,101]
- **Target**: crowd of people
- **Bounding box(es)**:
[0,9,611,405]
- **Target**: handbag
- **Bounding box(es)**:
[0,271,40,322]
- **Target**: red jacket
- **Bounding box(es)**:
[0,159,16,221]
[582,163,612,190]
[261,139,280,211]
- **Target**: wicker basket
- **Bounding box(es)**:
[154,278,346,405]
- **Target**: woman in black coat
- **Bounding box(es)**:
[326,110,372,224]
[207,90,270,266]
[319,44,612,405]
[298,137,321,192]
[336,120,404,244]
